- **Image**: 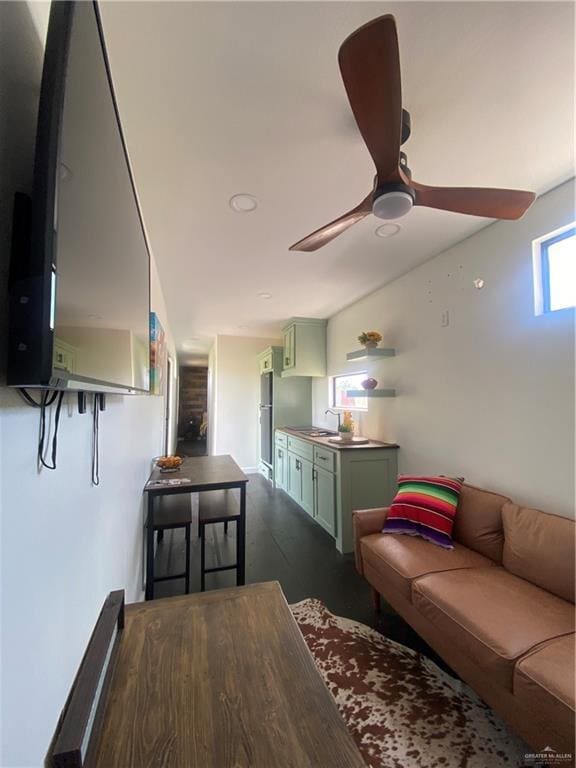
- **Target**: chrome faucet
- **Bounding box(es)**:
[324,409,342,430]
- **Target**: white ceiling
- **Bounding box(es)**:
[100,2,575,356]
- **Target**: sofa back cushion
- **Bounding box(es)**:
[502,503,575,603]
[452,484,509,563]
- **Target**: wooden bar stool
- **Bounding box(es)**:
[149,493,192,597]
[198,489,245,591]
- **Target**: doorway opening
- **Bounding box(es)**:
[177,365,208,456]
[164,355,174,456]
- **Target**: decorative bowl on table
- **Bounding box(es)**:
[156,455,183,473]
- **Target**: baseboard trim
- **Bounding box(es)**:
[242,466,260,474]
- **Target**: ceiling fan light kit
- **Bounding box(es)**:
[289,14,536,252]
[372,184,415,220]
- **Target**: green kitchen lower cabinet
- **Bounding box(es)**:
[314,465,336,537]
[287,452,300,502]
[300,458,314,517]
[279,430,399,554]
[274,442,287,491]
[335,449,398,554]
[286,452,314,517]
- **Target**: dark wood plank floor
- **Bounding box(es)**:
[153,473,448,667]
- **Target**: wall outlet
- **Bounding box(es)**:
[441,310,450,327]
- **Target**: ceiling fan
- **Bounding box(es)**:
[289,15,536,252]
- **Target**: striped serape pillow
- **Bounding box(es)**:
[383,475,463,549]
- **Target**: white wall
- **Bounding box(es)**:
[0,4,177,766]
[313,180,575,518]
[211,335,281,471]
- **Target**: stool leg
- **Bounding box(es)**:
[236,518,246,587]
[185,523,191,594]
[200,523,206,592]
[224,520,229,535]
[237,485,246,586]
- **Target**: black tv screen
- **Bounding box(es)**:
[8,1,150,393]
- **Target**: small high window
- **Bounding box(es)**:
[533,224,576,315]
[331,373,367,410]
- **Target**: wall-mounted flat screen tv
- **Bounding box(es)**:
[8,1,150,393]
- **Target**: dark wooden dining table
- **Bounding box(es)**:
[144,454,248,600]
[86,583,366,768]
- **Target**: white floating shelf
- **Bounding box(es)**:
[347,389,396,398]
[346,348,396,361]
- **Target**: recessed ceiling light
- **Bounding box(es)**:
[257,292,272,299]
[375,223,401,238]
[229,194,258,213]
[473,278,485,289]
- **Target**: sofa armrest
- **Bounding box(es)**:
[352,507,390,575]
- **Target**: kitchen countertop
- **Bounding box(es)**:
[278,426,399,451]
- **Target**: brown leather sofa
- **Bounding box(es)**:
[353,483,575,754]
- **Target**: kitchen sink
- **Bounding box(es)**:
[294,428,338,437]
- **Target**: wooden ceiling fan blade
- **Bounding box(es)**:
[338,15,403,181]
[413,181,536,220]
[289,192,373,252]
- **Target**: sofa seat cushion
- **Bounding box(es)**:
[514,634,575,740]
[412,568,575,690]
[360,533,495,601]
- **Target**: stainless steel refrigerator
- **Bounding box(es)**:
[259,372,273,466]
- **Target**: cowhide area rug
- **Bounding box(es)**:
[290,599,528,768]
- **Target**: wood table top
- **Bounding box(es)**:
[92,582,365,768]
[146,454,248,492]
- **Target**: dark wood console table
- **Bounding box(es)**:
[48,583,365,768]
[144,455,248,600]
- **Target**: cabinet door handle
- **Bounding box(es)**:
[317,455,327,461]
[285,357,290,366]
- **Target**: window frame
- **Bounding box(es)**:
[533,223,576,315]
[331,372,368,411]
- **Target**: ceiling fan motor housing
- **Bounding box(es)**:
[372,182,415,220]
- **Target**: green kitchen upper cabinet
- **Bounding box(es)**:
[257,345,283,375]
[300,457,314,517]
[281,318,327,377]
[282,326,295,371]
[314,465,336,537]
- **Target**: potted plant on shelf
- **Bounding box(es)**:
[338,410,355,443]
[358,331,382,349]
